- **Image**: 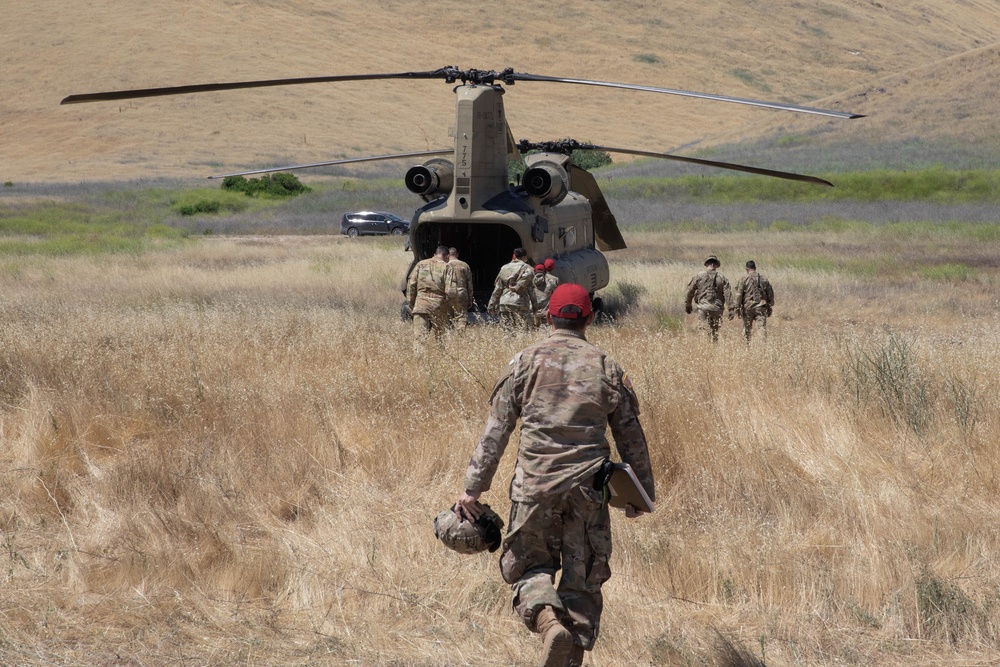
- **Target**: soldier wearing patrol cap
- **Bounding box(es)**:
[684,254,732,343]
[455,283,655,667]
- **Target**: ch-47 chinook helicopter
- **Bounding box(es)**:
[62,66,862,313]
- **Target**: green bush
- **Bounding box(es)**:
[508,146,613,184]
[222,173,311,198]
[172,189,249,216]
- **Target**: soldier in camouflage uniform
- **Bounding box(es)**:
[731,260,774,343]
[487,247,536,331]
[456,283,655,667]
[684,255,732,343]
[446,247,475,330]
[531,258,560,328]
[406,245,451,347]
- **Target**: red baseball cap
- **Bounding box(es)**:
[534,264,545,272]
[543,258,556,271]
[548,283,592,319]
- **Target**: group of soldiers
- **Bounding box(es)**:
[406,245,560,343]
[684,254,775,343]
[423,249,774,667]
[408,247,775,346]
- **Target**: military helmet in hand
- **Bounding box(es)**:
[433,503,505,554]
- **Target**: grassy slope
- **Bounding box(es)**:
[2,232,1000,666]
[3,0,1000,182]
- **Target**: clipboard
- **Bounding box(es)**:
[607,463,655,513]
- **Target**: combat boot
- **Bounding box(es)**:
[566,644,586,667]
[534,605,573,667]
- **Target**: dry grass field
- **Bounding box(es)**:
[4,1,1000,181]
[2,228,1000,666]
[4,2,1000,664]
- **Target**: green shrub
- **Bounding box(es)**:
[508,146,613,183]
[222,173,311,198]
[172,189,249,216]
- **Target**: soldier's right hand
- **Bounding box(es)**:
[455,491,483,521]
[624,504,646,519]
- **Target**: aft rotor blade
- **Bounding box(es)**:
[589,145,833,186]
[512,73,863,120]
[61,69,450,104]
[207,149,454,179]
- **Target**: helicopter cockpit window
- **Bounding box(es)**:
[560,227,576,248]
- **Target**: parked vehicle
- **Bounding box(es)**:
[340,211,409,237]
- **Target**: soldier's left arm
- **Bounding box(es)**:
[487,274,504,311]
[607,367,656,503]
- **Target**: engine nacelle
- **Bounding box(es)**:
[548,248,610,295]
[522,153,570,206]
[405,158,454,201]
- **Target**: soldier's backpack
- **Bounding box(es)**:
[744,274,773,315]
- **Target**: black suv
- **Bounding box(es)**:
[340,211,409,237]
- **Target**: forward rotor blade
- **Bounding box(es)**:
[207,149,453,179]
[511,72,863,120]
[588,145,833,186]
[61,69,450,104]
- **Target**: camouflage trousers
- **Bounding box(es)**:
[741,307,768,343]
[500,484,611,650]
[447,297,469,331]
[412,308,449,349]
[695,308,723,342]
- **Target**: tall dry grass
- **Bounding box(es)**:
[2,230,1000,666]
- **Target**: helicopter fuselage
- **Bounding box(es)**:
[401,84,614,306]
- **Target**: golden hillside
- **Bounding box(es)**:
[3,0,1000,182]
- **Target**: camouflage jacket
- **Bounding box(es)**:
[532,272,560,315]
[464,329,655,503]
[488,260,536,312]
[445,259,475,308]
[684,269,731,314]
[406,257,450,315]
[734,271,774,314]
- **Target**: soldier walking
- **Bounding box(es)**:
[455,283,655,667]
[531,258,560,327]
[684,254,732,343]
[732,260,774,343]
[446,247,475,330]
[487,247,536,330]
[406,245,451,347]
